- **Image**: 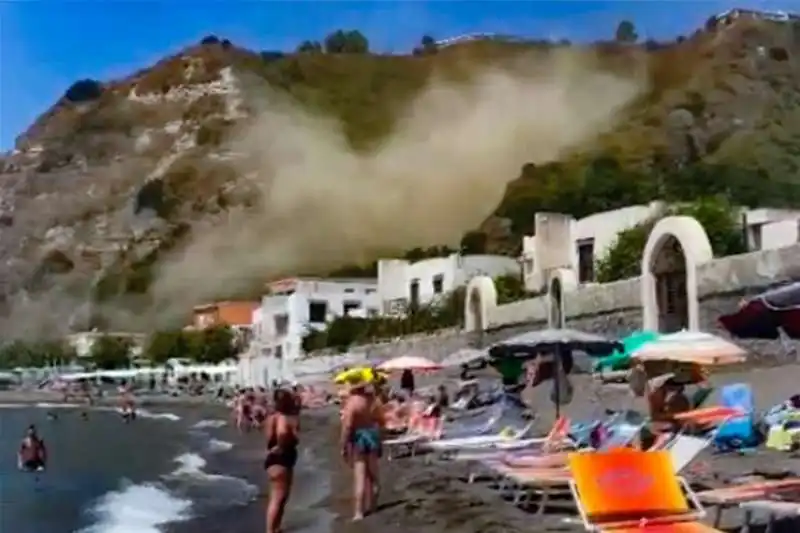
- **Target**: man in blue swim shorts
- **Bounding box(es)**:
[340,380,382,521]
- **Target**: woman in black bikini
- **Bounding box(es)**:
[264,388,300,533]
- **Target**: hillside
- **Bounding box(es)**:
[1,16,800,337]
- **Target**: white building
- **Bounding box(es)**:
[520,202,800,292]
[243,277,380,386]
[377,253,520,315]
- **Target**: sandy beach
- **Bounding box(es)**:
[2,364,798,533]
[321,364,800,533]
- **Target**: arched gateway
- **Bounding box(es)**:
[641,216,713,332]
[464,276,498,337]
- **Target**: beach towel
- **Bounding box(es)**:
[713,383,758,451]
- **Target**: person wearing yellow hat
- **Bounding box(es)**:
[340,370,382,521]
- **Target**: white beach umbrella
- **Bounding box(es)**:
[630,330,746,366]
[440,348,487,368]
[378,355,442,372]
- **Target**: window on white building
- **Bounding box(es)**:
[343,301,362,315]
[524,258,534,276]
[577,238,595,283]
[274,314,289,336]
[432,274,444,294]
[367,308,379,317]
[308,301,328,323]
[748,223,763,251]
[409,279,420,311]
[344,288,355,293]
[365,288,376,294]
[274,345,283,359]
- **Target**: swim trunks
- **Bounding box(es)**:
[351,427,381,456]
[21,458,45,472]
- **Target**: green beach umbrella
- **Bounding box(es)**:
[594,331,660,372]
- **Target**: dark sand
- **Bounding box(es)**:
[8,364,797,533]
[324,365,800,533]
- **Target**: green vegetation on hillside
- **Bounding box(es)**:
[42,19,800,307]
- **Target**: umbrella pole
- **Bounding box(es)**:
[554,346,561,419]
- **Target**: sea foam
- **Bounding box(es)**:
[78,482,191,533]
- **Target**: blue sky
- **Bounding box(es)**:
[0,0,796,150]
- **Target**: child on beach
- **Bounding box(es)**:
[264,388,300,533]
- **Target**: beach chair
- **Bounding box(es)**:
[495,433,711,514]
[424,416,566,457]
[739,499,800,533]
[500,418,645,469]
[697,478,800,528]
[384,413,443,460]
[569,447,717,531]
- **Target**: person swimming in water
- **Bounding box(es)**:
[18,425,47,472]
[340,380,382,521]
[264,388,300,533]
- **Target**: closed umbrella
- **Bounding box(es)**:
[378,355,442,372]
[630,330,746,366]
[719,282,800,339]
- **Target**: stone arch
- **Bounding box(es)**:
[641,216,713,332]
[547,268,577,329]
[464,276,497,333]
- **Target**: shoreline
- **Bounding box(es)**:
[0,389,230,408]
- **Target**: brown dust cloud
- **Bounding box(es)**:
[147,49,646,326]
[4,48,647,337]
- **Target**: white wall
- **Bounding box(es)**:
[522,202,663,291]
[377,254,519,314]
[520,203,800,291]
[761,218,800,250]
[743,208,800,251]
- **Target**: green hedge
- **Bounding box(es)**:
[302,274,530,353]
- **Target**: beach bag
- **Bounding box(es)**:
[714,383,758,451]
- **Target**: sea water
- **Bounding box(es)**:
[0,405,253,533]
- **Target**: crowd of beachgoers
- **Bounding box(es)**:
[208,351,799,533]
[5,343,799,533]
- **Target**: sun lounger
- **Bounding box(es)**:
[421,420,535,451]
[568,448,722,532]
[697,479,800,527]
[425,416,569,458]
[383,413,443,459]
[494,434,711,514]
[739,500,800,533]
[500,419,644,469]
[672,406,745,429]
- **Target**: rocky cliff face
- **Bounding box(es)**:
[1,17,799,337]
